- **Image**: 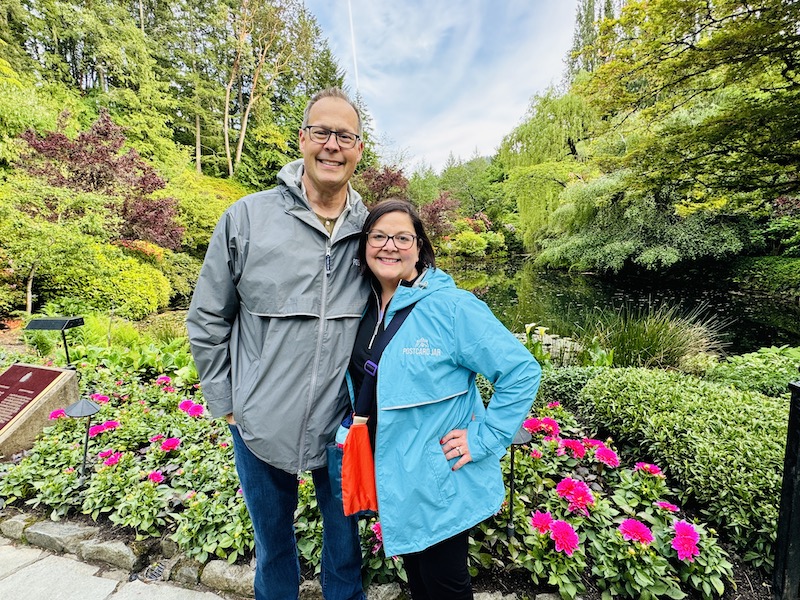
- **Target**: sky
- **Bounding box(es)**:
[303,0,579,174]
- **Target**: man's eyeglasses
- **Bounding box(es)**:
[303,126,361,149]
[366,232,418,250]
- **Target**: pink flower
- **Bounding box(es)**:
[672,536,700,561]
[156,375,171,385]
[595,447,620,467]
[160,437,181,452]
[523,417,541,433]
[102,420,120,430]
[560,439,586,459]
[541,417,560,437]
[581,438,605,448]
[163,386,176,393]
[549,520,579,556]
[98,448,114,458]
[178,400,194,413]
[672,520,701,562]
[619,519,654,545]
[187,404,204,417]
[370,522,384,554]
[523,416,560,437]
[90,393,109,404]
[148,471,165,484]
[547,401,561,408]
[49,409,66,420]
[556,478,595,515]
[530,449,543,459]
[115,380,123,386]
[149,434,165,442]
[219,442,229,448]
[88,424,106,437]
[186,490,197,500]
[634,462,664,477]
[530,510,553,534]
[655,501,680,512]
[103,452,122,466]
[673,520,700,542]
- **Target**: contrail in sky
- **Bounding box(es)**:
[346,0,360,92]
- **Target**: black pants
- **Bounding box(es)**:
[401,531,473,600]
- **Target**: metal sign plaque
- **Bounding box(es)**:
[0,364,64,431]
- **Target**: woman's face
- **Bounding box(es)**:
[365,211,420,290]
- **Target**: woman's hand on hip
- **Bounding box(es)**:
[441,429,471,471]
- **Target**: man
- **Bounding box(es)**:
[187,88,369,600]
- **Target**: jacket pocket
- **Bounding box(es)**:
[424,438,456,503]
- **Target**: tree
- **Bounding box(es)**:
[352,165,409,208]
[581,0,800,200]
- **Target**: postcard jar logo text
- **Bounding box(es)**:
[403,337,441,357]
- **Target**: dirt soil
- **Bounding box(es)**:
[0,319,27,357]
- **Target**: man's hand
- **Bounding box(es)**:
[226,413,236,425]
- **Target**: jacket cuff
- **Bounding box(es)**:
[204,394,234,419]
[467,420,504,462]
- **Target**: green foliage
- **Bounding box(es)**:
[575,303,727,368]
[36,243,170,320]
[447,230,488,257]
[575,367,788,569]
[730,256,800,298]
[537,367,604,409]
[704,346,800,397]
[163,171,249,257]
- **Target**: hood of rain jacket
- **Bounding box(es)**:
[187,159,370,474]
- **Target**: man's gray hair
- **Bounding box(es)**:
[301,88,362,135]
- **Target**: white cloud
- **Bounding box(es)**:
[305,0,578,172]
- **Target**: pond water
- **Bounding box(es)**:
[443,257,800,356]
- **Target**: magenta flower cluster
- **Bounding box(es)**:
[178,399,204,417]
[88,420,120,437]
[618,519,654,545]
[556,477,595,516]
[672,520,700,561]
[530,510,579,556]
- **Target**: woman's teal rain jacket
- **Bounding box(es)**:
[352,267,541,556]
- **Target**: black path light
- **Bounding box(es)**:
[63,396,101,486]
[24,316,84,367]
[507,425,533,540]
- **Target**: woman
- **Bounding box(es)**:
[347,198,541,599]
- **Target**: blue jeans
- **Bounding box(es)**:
[229,425,365,600]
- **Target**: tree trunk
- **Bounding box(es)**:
[139,0,145,35]
[195,113,202,174]
[25,262,37,314]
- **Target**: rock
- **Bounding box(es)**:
[200,559,254,597]
[160,537,180,558]
[367,582,405,600]
[80,539,146,571]
[24,520,99,554]
[0,514,34,540]
[475,592,518,600]
[299,579,322,599]
[170,556,202,585]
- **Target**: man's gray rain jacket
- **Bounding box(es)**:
[186,159,370,475]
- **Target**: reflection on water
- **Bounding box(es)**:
[442,257,800,355]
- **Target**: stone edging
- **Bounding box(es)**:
[0,510,565,600]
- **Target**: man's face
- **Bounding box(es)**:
[299,97,363,199]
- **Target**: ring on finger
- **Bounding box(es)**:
[456,446,462,456]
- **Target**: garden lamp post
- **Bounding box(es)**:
[64,396,101,487]
[507,426,533,540]
[24,316,84,368]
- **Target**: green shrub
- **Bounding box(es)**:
[704,346,800,397]
[537,367,604,409]
[575,368,788,569]
[37,243,171,320]
[482,230,506,254]
[158,251,202,308]
[451,230,488,257]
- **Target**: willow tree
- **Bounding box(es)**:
[497,89,598,250]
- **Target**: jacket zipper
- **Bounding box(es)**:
[298,236,332,477]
